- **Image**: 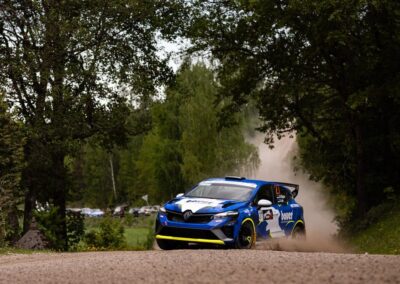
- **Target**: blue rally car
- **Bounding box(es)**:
[155,176,306,249]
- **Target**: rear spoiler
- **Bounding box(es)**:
[273,182,299,198]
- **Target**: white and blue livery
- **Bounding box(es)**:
[155,176,305,249]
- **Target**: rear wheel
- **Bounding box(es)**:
[291,225,306,240]
[156,238,183,250]
[235,220,255,249]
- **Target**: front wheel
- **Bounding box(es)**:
[235,220,256,249]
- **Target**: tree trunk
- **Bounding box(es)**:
[52,152,68,251]
[22,150,37,234]
[109,153,117,200]
[22,137,41,233]
[23,189,35,233]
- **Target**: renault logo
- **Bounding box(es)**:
[183,210,193,221]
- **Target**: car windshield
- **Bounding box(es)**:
[186,183,255,201]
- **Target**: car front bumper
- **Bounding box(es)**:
[155,211,237,245]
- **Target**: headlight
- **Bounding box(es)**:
[159,206,166,213]
[213,211,238,219]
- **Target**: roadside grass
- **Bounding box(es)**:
[83,215,155,251]
[0,247,52,255]
[124,227,153,250]
[350,202,400,255]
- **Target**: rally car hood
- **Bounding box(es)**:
[164,197,247,214]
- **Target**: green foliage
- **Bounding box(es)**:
[0,93,24,246]
[66,211,85,251]
[34,208,85,251]
[350,200,400,254]
[143,226,156,250]
[0,0,186,249]
[73,131,148,208]
[136,64,260,202]
[124,221,155,250]
[81,144,114,208]
[296,133,357,226]
[34,207,65,250]
[0,247,52,255]
[188,0,400,222]
[84,217,126,250]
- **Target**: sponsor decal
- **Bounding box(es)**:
[200,180,257,188]
[258,209,273,221]
[280,211,293,221]
[186,200,214,204]
[175,198,224,213]
[265,208,284,237]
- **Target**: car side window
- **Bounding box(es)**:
[275,186,292,204]
[254,185,275,204]
[284,188,293,203]
[275,185,286,204]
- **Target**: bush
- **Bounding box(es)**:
[0,207,22,247]
[144,217,155,250]
[34,207,64,250]
[34,207,85,251]
[84,217,126,250]
[122,214,135,227]
[144,227,155,250]
[350,199,400,254]
[66,211,85,251]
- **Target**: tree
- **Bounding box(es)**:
[0,93,24,245]
[117,134,147,204]
[188,0,400,218]
[136,64,259,202]
[0,0,185,249]
[80,144,114,209]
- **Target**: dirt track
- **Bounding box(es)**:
[0,249,399,284]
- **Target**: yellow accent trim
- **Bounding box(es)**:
[241,218,256,247]
[286,220,295,226]
[155,234,225,245]
[290,220,304,235]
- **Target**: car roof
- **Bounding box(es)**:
[206,177,298,188]
[199,177,300,199]
[204,177,270,188]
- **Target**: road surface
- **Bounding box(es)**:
[0,249,399,283]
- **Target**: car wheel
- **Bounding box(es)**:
[235,219,255,249]
[156,238,183,250]
[291,225,306,240]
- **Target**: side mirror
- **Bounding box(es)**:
[257,199,272,207]
[176,193,184,198]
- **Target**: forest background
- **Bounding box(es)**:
[0,0,399,252]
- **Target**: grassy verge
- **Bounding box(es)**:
[125,227,154,250]
[0,247,52,255]
[84,215,155,251]
[350,202,400,255]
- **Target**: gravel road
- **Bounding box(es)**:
[0,249,399,284]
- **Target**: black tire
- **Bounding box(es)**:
[156,238,183,250]
[291,225,306,240]
[235,220,256,249]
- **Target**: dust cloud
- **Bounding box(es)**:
[247,135,347,253]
